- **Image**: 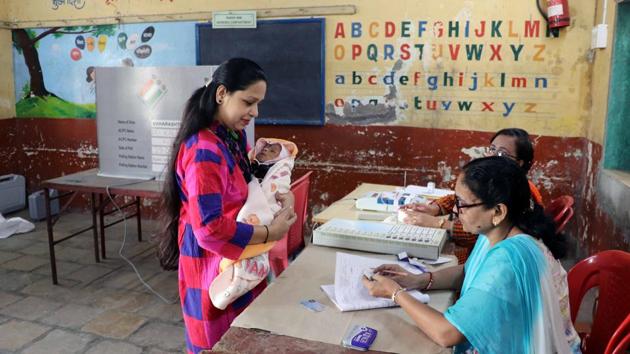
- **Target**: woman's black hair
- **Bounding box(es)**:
[461,156,566,259]
[491,128,534,172]
[157,58,267,270]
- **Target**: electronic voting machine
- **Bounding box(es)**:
[313,218,447,260]
[354,184,453,213]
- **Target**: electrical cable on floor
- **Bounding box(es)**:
[105,178,178,304]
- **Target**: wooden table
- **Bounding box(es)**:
[216,182,458,353]
[214,245,455,354]
[211,326,392,353]
[42,169,162,284]
[214,180,457,353]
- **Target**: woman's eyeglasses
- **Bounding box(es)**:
[453,195,485,215]
[485,146,517,160]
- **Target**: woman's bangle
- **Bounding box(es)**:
[263,225,269,243]
[391,287,407,304]
[422,272,434,291]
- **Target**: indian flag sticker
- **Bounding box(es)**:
[139,75,167,108]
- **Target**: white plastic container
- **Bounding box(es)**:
[0,174,26,214]
[28,189,60,220]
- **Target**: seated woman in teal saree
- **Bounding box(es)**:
[363,157,581,354]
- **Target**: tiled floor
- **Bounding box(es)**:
[0,210,596,354]
[0,211,184,353]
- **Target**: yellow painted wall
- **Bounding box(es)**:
[0,29,15,119]
[6,0,343,23]
[3,0,611,139]
[327,1,595,137]
[0,3,15,119]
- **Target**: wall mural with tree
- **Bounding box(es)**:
[12,21,196,118]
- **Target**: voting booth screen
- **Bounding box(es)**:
[95,66,255,180]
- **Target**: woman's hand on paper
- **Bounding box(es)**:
[373,264,421,289]
[400,202,439,216]
[362,273,401,299]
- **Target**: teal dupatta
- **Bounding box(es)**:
[444,234,577,354]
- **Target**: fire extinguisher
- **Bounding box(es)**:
[537,0,570,37]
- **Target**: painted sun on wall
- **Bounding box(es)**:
[12,22,196,118]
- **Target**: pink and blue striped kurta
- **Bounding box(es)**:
[175,129,263,353]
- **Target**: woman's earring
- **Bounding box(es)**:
[217,99,222,104]
[492,219,498,227]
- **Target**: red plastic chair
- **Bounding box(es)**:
[269,171,313,276]
[605,313,630,354]
[568,250,630,354]
[544,195,575,234]
[286,171,313,258]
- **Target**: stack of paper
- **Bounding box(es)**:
[321,252,430,312]
[403,184,453,199]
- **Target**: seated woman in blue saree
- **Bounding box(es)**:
[362,156,581,354]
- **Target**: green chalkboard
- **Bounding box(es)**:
[604,3,630,170]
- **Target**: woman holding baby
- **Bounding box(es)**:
[157,58,296,352]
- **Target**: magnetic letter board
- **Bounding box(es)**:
[197,18,325,125]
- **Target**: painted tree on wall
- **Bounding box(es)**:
[13,26,115,98]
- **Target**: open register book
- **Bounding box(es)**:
[321,252,430,312]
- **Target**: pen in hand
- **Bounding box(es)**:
[363,268,407,280]
[376,270,408,277]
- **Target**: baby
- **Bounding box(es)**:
[209,138,297,310]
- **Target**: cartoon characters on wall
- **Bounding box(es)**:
[70,47,82,61]
[117,32,127,49]
[127,33,139,50]
[75,35,85,49]
[117,26,155,60]
[86,36,95,51]
[70,25,155,62]
[86,66,95,93]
